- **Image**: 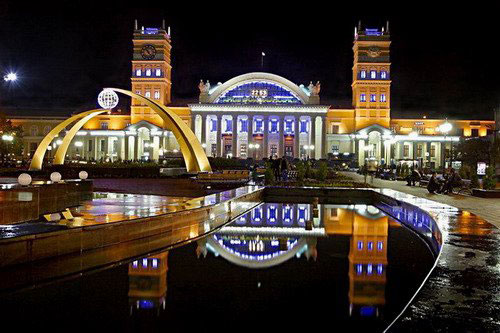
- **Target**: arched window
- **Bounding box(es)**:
[145,69,151,77]
[30,126,39,137]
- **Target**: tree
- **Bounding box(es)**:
[454,137,490,168]
[0,112,24,159]
[483,166,497,190]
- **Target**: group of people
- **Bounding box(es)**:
[269,155,290,181]
[427,168,463,194]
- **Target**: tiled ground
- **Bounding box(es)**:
[344,172,500,229]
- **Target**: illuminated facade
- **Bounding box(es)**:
[6,21,495,168]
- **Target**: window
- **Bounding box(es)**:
[145,69,151,76]
[331,125,340,134]
[240,119,248,132]
[225,119,232,132]
[370,70,377,79]
[285,120,293,133]
[403,144,409,157]
[30,126,39,137]
[471,129,479,137]
[417,144,423,157]
[88,140,93,152]
[377,241,383,251]
[360,70,366,79]
[360,94,366,102]
[100,122,108,130]
[357,241,363,250]
[135,90,141,95]
[255,119,263,133]
[430,145,436,157]
[367,242,373,251]
[270,119,278,133]
[154,91,160,99]
[155,69,161,77]
[381,71,387,79]
[370,94,376,102]
[211,119,217,132]
[381,94,387,102]
[300,121,308,133]
[135,69,142,76]
[145,91,151,98]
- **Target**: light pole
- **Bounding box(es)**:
[438,120,453,169]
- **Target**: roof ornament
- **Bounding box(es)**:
[198,80,210,93]
[386,21,390,34]
[162,19,166,30]
[358,20,362,31]
[308,81,321,96]
[168,26,171,36]
[134,19,138,30]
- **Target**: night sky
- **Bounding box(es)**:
[0,3,498,119]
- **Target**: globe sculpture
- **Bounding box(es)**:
[97,89,119,109]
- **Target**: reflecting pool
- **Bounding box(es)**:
[0,203,435,331]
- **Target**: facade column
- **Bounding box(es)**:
[120,136,125,161]
[153,136,160,161]
[201,114,207,154]
[232,115,238,158]
[311,116,317,159]
[107,137,113,162]
[321,116,327,159]
[135,135,140,160]
[263,115,269,158]
[426,142,431,167]
[125,135,130,160]
[278,116,284,157]
[216,115,222,157]
[248,115,254,158]
[294,116,300,158]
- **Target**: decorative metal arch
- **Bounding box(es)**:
[29,109,106,170]
[53,110,108,165]
[108,88,211,173]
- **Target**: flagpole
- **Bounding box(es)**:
[261,52,265,69]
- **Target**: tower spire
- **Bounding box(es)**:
[134,19,138,30]
[386,21,390,33]
[162,19,166,30]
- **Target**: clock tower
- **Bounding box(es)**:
[131,20,172,126]
[352,22,391,130]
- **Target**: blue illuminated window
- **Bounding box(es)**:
[367,264,373,275]
[370,94,376,102]
[270,120,278,133]
[146,69,151,77]
[225,119,232,132]
[135,69,142,76]
[360,94,366,102]
[360,70,366,79]
[377,241,383,251]
[241,119,248,132]
[381,71,387,79]
[356,264,363,275]
[285,120,293,133]
[300,121,308,133]
[380,94,386,102]
[377,264,384,275]
[255,119,263,133]
[360,306,376,317]
[155,69,161,77]
[152,259,158,268]
[368,241,373,250]
[211,119,217,132]
[357,241,363,250]
[370,70,377,79]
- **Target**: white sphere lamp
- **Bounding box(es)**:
[79,171,88,180]
[18,173,32,186]
[50,172,62,183]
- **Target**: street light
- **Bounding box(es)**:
[437,120,453,168]
[3,72,17,82]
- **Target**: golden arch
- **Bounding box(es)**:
[29,109,107,170]
[108,88,211,172]
[53,110,108,165]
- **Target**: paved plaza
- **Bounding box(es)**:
[343,171,500,228]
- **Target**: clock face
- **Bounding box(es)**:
[368,46,381,58]
[141,45,157,60]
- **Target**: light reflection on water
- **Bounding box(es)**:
[123,203,434,330]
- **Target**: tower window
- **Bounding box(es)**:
[146,69,151,76]
[145,91,151,98]
[370,94,376,102]
[380,94,386,102]
[381,71,387,79]
[155,69,161,77]
[100,122,108,130]
[360,70,366,79]
[154,91,160,99]
[136,69,142,76]
[360,94,366,102]
[370,71,377,79]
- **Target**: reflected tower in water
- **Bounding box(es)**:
[128,251,169,316]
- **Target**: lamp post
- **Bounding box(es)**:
[438,120,453,169]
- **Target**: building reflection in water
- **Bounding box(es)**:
[128,251,169,316]
[198,202,391,319]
